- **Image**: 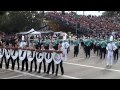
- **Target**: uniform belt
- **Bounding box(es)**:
[108,50,113,52]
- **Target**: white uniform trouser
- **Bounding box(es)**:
[107,51,113,66]
[62,49,67,61]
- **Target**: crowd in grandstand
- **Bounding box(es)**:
[45,12,120,35]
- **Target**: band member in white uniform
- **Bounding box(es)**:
[55,42,64,76]
[47,43,55,74]
[62,40,70,61]
[38,44,46,73]
[106,37,117,68]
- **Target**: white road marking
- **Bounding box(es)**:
[64,62,120,73]
[2,74,24,79]
[2,63,80,79]
[2,64,50,79]
[67,58,85,61]
[0,70,12,73]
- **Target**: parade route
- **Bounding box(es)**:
[1,45,120,79]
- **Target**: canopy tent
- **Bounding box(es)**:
[26,28,35,34]
[16,28,35,35]
[16,32,27,35]
[30,31,41,35]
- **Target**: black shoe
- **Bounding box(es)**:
[29,70,32,72]
[37,71,40,73]
[21,69,24,71]
[52,72,54,74]
[17,68,19,70]
[26,69,28,71]
[47,72,49,74]
[44,71,46,73]
[11,68,14,70]
[55,74,57,76]
[0,64,2,68]
[106,65,109,68]
[34,69,37,72]
[6,67,8,69]
[61,73,64,75]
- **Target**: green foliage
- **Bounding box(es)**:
[0,11,6,15]
[0,11,43,34]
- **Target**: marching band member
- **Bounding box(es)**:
[7,43,14,70]
[12,41,19,70]
[66,37,70,54]
[62,40,70,61]
[73,38,79,57]
[47,43,55,74]
[113,39,120,61]
[52,38,57,50]
[106,37,117,68]
[55,42,64,76]
[38,44,46,73]
[100,39,107,59]
[44,37,50,50]
[83,37,92,58]
[29,43,37,72]
[96,38,101,56]
[19,38,28,71]
[0,41,7,69]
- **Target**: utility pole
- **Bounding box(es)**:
[83,11,85,15]
[76,23,77,35]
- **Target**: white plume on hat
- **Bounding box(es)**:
[110,35,113,41]
[22,35,25,41]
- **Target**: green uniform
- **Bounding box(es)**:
[84,39,92,46]
[52,41,56,46]
[115,41,120,48]
[56,38,60,44]
[33,39,39,46]
[67,38,70,44]
[100,41,107,48]
[44,39,50,46]
[105,37,109,43]
[90,38,94,44]
[73,40,79,46]
[96,40,100,46]
[80,38,83,43]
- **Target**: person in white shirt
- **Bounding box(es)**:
[62,40,70,61]
[19,39,27,49]
[106,38,117,68]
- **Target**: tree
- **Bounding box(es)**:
[0,11,6,15]
[0,11,43,34]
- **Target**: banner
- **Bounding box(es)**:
[53,53,62,64]
[10,49,18,60]
[36,52,44,63]
[0,48,63,64]
[44,52,53,63]
[0,48,4,58]
[5,49,11,60]
[19,49,27,61]
[27,50,35,62]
